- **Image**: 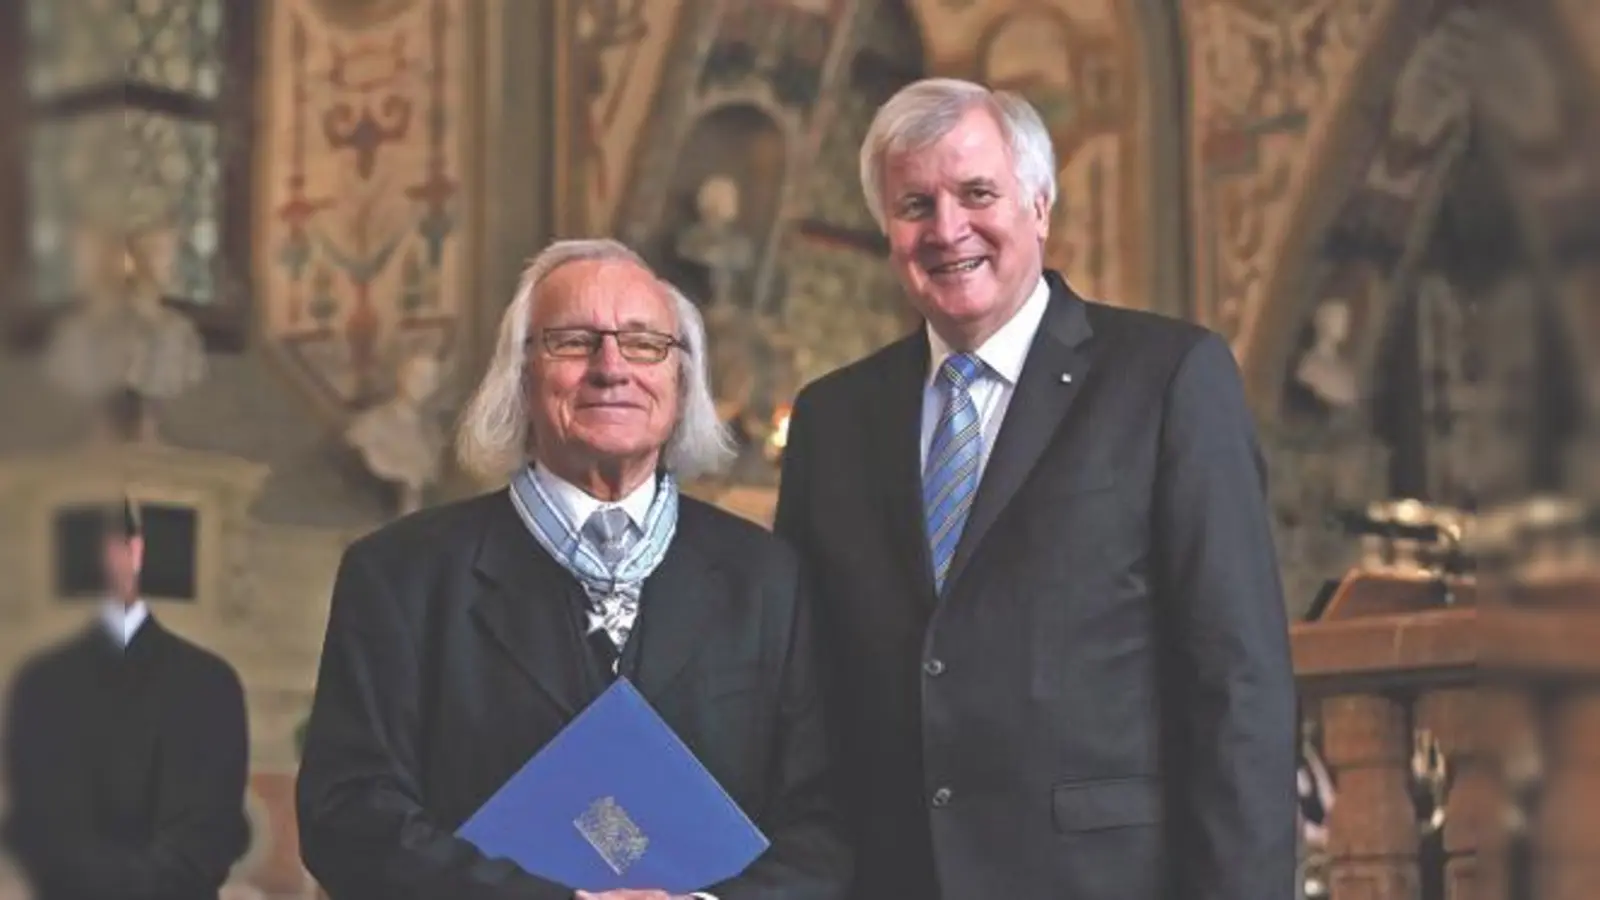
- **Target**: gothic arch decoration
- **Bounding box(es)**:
[551,0,687,236]
[1252,2,1595,612]
[774,0,926,397]
[610,0,862,296]
[589,0,865,487]
[1183,0,1411,372]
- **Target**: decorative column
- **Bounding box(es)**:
[1322,693,1420,900]
[1537,690,1600,900]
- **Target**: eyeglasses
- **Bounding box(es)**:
[531,327,683,365]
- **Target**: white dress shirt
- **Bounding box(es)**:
[920,275,1052,478]
[532,463,656,536]
[531,465,718,899]
[100,598,149,648]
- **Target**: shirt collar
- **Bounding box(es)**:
[925,275,1051,387]
[532,463,657,533]
[101,598,149,648]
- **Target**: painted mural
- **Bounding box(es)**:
[259,0,472,413]
[980,2,1138,306]
[554,0,684,235]
[1183,0,1395,359]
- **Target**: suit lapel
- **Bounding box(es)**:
[626,507,726,700]
[944,274,1095,593]
[469,497,592,717]
[870,333,939,605]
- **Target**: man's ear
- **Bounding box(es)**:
[1033,192,1051,242]
[128,536,146,573]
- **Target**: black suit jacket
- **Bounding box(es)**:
[296,489,851,900]
[775,272,1297,900]
[2,617,251,900]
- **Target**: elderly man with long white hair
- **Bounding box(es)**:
[297,238,851,900]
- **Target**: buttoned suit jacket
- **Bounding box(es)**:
[774,271,1298,900]
[296,489,851,900]
[2,617,251,900]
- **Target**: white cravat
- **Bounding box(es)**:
[920,275,1052,479]
[101,598,149,648]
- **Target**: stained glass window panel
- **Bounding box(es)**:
[27,124,77,302]
[28,0,224,98]
[27,111,221,305]
[22,0,230,310]
[27,0,124,97]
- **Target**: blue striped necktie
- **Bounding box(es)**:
[923,352,984,594]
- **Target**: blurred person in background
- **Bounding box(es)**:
[1,496,251,900]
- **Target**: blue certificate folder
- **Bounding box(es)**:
[456,677,769,893]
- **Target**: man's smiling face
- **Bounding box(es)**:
[880,105,1050,350]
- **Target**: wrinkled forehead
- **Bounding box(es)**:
[531,259,678,331]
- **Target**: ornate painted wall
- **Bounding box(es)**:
[538,0,1191,518]
[1183,0,1397,361]
[258,0,478,419]
[3,2,1598,897]
[0,2,550,897]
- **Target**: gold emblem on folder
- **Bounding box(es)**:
[574,796,650,875]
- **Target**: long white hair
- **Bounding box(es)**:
[455,238,735,483]
[858,77,1058,231]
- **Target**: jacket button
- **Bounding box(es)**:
[923,658,945,676]
[931,786,952,807]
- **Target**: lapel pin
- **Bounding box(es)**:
[1060,373,1073,384]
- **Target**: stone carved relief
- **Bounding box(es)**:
[1294,297,1360,411]
[660,109,800,455]
[1270,259,1391,613]
[1185,0,1395,355]
[43,226,208,443]
[672,171,800,446]
[345,352,448,516]
[611,0,860,255]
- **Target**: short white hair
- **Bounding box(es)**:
[858,77,1058,231]
[455,238,735,483]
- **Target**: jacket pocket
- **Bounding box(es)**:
[1051,776,1162,833]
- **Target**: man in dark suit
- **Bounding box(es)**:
[296,239,850,900]
[2,496,252,900]
[774,78,1297,900]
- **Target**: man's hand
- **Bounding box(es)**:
[574,891,686,900]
